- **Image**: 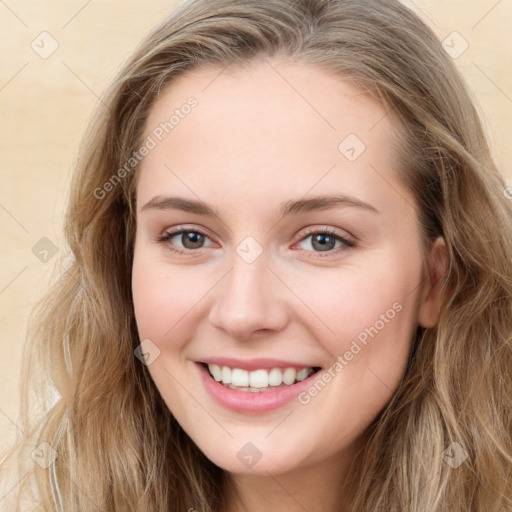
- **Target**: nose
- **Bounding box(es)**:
[208,253,289,341]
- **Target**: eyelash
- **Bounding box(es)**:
[155,225,357,258]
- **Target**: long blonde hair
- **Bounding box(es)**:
[2,0,512,510]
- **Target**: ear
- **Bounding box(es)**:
[418,236,449,328]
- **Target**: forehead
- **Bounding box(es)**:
[137,59,411,220]
[143,58,391,147]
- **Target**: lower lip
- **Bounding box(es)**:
[196,363,319,413]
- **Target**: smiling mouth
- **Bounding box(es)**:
[201,363,321,392]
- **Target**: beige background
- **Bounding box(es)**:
[1,0,511,457]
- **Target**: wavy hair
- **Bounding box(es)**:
[2,0,512,510]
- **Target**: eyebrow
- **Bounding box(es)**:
[140,194,379,217]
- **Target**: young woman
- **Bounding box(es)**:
[2,0,512,510]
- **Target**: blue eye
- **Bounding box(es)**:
[156,226,356,256]
[294,228,356,256]
[157,229,213,253]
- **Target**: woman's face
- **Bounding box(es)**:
[132,59,441,476]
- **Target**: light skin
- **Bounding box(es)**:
[131,58,447,512]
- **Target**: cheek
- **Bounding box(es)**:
[287,254,420,410]
[131,248,205,413]
[285,259,417,350]
[131,246,206,343]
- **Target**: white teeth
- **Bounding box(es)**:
[231,368,249,387]
[209,363,222,381]
[282,368,296,385]
[249,369,269,388]
[221,366,232,384]
[206,364,316,391]
[268,368,283,386]
[296,368,309,382]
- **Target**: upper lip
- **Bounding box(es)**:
[198,357,321,371]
